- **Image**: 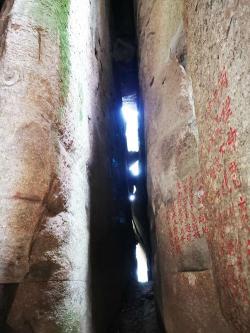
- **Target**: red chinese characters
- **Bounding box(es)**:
[228,161,241,189]
[238,196,249,224]
[215,96,232,123]
[227,127,237,150]
[218,68,229,89]
[221,170,232,196]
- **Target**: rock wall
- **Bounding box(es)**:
[135,0,250,332]
[186,1,250,331]
[0,1,133,332]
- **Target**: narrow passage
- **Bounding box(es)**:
[110,1,165,332]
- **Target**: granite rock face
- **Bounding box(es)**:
[186,1,250,331]
[0,0,249,332]
[0,1,133,332]
[135,0,250,332]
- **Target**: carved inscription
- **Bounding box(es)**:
[166,68,249,304]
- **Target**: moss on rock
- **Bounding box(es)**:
[59,310,81,333]
[32,0,70,98]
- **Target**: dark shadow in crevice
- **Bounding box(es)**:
[88,0,164,332]
[88,5,136,331]
[0,283,18,332]
[87,89,136,333]
[110,0,152,277]
[0,0,14,19]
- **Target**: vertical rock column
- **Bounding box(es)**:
[186,1,250,332]
[0,0,118,332]
[134,0,243,332]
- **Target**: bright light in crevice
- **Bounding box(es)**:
[121,99,140,152]
[129,194,136,202]
[136,243,148,283]
[129,160,140,176]
[129,186,137,201]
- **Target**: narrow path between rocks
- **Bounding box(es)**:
[114,282,165,333]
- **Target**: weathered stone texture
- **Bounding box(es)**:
[186,1,250,331]
[163,270,232,333]
[136,0,249,332]
[0,0,61,284]
[0,0,91,331]
[0,0,132,332]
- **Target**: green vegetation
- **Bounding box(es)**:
[32,0,70,99]
[59,310,81,333]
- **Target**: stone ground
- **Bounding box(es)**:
[114,281,165,333]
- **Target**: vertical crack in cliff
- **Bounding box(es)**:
[108,1,166,332]
[110,0,151,283]
[0,0,14,57]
